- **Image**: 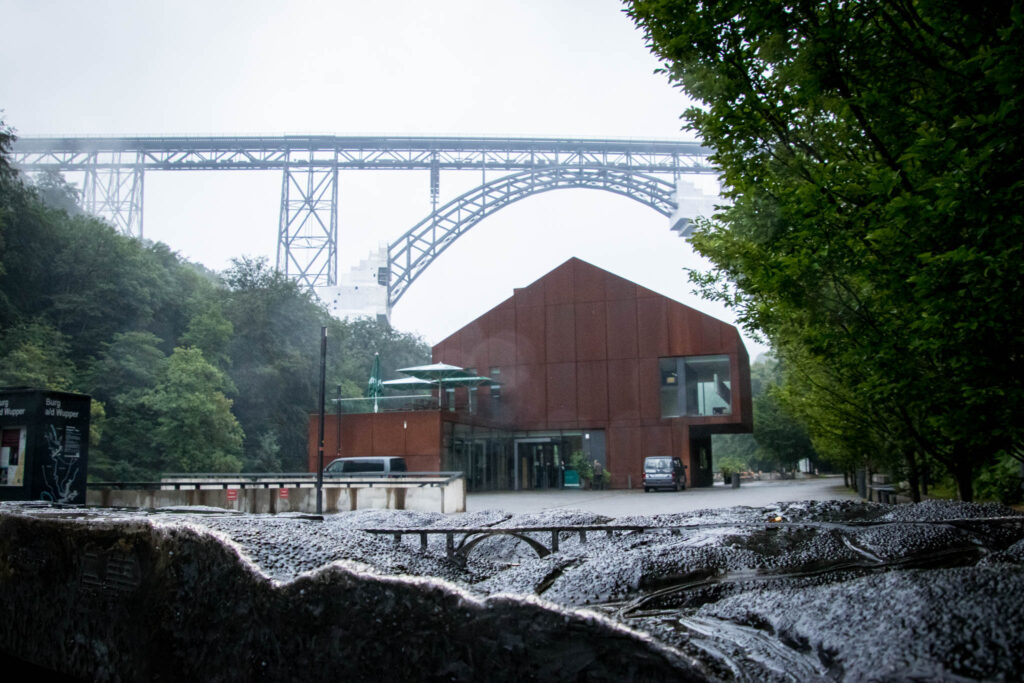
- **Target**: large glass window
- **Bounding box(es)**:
[659,355,732,418]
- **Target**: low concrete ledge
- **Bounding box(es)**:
[87,473,466,514]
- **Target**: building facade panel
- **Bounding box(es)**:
[459,319,487,372]
[514,280,545,308]
[545,304,576,363]
[434,335,463,369]
[308,412,442,472]
[543,261,575,305]
[484,364,515,426]
[607,425,644,489]
[637,357,662,421]
[700,315,724,353]
[514,305,545,365]
[605,273,638,301]
[484,303,517,366]
[643,424,674,459]
[371,413,408,455]
[573,259,607,303]
[513,364,546,427]
[606,358,641,422]
[345,414,374,459]
[576,360,609,424]
[667,305,702,356]
[605,298,639,360]
[636,296,669,358]
[546,362,578,424]
[575,301,608,362]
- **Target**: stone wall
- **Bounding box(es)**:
[0,512,706,681]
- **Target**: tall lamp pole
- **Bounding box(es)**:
[336,383,342,456]
[316,326,327,515]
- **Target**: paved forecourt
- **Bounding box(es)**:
[465,476,860,516]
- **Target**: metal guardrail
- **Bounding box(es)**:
[88,472,465,491]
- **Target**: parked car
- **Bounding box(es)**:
[642,456,686,492]
[324,456,407,475]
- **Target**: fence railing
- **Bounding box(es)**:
[334,394,437,414]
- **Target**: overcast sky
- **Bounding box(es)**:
[1,0,769,359]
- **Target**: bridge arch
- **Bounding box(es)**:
[386,165,678,307]
[457,531,553,560]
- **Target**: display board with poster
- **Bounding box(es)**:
[0,389,91,504]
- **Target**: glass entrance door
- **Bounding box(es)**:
[514,439,567,490]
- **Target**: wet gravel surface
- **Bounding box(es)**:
[7,498,1023,681]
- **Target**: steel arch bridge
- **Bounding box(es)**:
[10,135,715,300]
[388,165,677,306]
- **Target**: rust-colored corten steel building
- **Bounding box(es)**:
[310,258,752,490]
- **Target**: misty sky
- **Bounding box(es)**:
[1,0,769,358]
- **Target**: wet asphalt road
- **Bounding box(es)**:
[466,475,860,515]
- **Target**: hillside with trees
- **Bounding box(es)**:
[0,120,430,480]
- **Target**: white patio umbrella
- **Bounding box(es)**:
[396,363,476,408]
[380,377,435,390]
[396,363,474,379]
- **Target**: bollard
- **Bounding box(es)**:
[731,472,740,488]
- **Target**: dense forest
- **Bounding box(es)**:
[0,122,429,480]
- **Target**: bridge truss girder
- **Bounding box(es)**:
[386,165,678,307]
[11,135,711,173]
[11,136,713,298]
[80,153,145,237]
[277,160,338,288]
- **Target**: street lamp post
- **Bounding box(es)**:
[336,383,342,457]
[316,326,327,515]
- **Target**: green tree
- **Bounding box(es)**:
[85,331,167,403]
[0,117,15,303]
[714,354,820,474]
[628,0,1024,500]
[754,387,817,471]
[141,347,244,473]
[32,169,82,215]
[221,256,326,471]
[331,316,431,394]
[179,298,234,370]
[0,321,75,390]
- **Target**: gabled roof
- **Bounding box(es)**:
[435,257,746,360]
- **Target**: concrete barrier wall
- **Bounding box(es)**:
[87,478,466,514]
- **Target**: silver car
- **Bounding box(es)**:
[642,456,686,492]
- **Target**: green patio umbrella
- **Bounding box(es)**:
[366,353,383,413]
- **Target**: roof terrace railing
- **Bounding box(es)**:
[334,394,437,414]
